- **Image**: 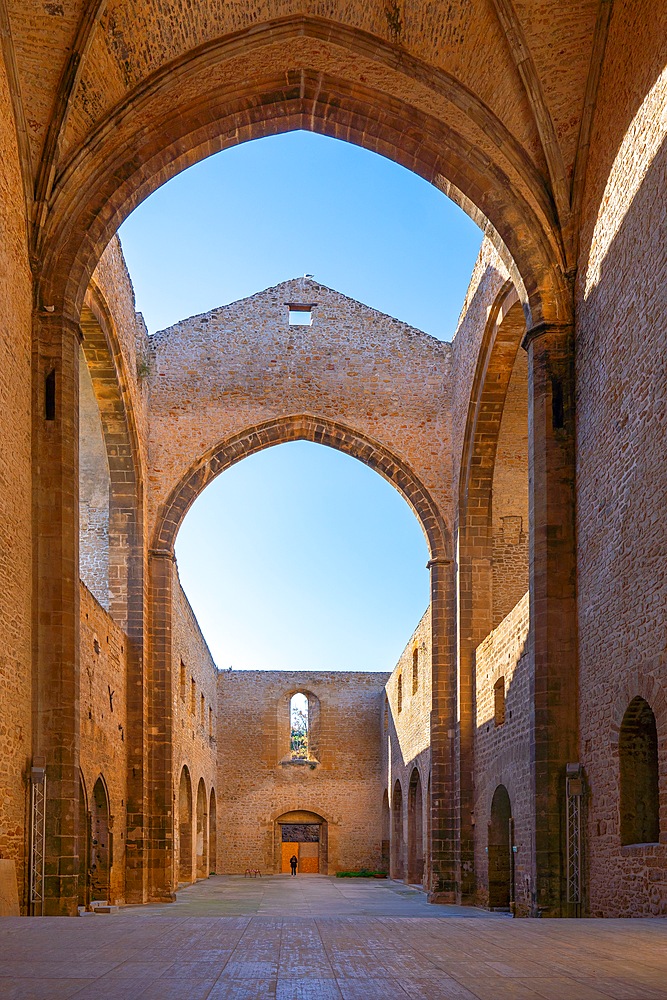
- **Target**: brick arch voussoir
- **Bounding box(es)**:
[38,19,571,327]
[152,415,450,562]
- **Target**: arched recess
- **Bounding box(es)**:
[177,766,193,885]
[77,772,90,909]
[90,776,111,902]
[146,414,456,898]
[36,17,573,327]
[195,778,208,879]
[619,697,660,846]
[407,768,424,885]
[209,789,217,875]
[381,790,390,873]
[456,284,526,901]
[488,784,513,911]
[79,280,144,633]
[391,780,404,881]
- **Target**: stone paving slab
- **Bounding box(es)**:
[2,878,667,998]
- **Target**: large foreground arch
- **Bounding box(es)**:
[27,8,583,915]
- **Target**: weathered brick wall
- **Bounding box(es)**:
[79,349,111,607]
[79,582,128,905]
[491,350,529,626]
[385,607,432,884]
[0,53,33,908]
[575,0,667,917]
[146,279,452,543]
[171,566,218,882]
[473,593,532,913]
[216,670,389,874]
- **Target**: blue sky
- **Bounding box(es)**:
[118,131,482,672]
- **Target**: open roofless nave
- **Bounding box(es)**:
[0,0,666,996]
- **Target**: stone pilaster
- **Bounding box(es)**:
[32,310,81,916]
[523,321,578,916]
[428,554,458,902]
[147,549,176,902]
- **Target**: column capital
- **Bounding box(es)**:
[149,547,175,561]
[426,555,453,570]
[521,321,573,353]
[36,309,83,342]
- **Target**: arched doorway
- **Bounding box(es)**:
[381,790,390,873]
[178,766,193,884]
[391,780,404,880]
[275,810,327,874]
[90,777,111,903]
[407,768,424,885]
[209,789,217,875]
[488,784,513,911]
[196,778,208,879]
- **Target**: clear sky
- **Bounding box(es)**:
[118,130,482,672]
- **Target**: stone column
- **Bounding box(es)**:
[523,321,578,917]
[428,554,458,902]
[147,549,176,902]
[32,310,81,916]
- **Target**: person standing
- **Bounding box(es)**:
[289,854,298,876]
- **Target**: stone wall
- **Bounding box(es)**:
[0,48,33,908]
[385,608,432,885]
[575,0,667,917]
[216,669,389,875]
[171,566,218,883]
[79,582,128,905]
[491,349,529,626]
[473,593,532,914]
[146,278,452,544]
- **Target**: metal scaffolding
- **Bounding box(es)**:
[29,764,47,916]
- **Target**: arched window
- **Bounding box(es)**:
[397,674,403,713]
[412,648,419,694]
[494,676,506,726]
[620,697,660,846]
[290,692,309,759]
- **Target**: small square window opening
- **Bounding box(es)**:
[288,304,313,326]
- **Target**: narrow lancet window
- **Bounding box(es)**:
[290,692,309,759]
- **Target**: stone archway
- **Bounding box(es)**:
[148,414,456,900]
[407,768,424,885]
[391,780,404,880]
[177,767,193,885]
[196,778,208,879]
[90,777,111,903]
[28,9,580,915]
[209,789,217,876]
[275,810,328,875]
[488,784,513,911]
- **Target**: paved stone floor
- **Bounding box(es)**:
[2,877,667,999]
